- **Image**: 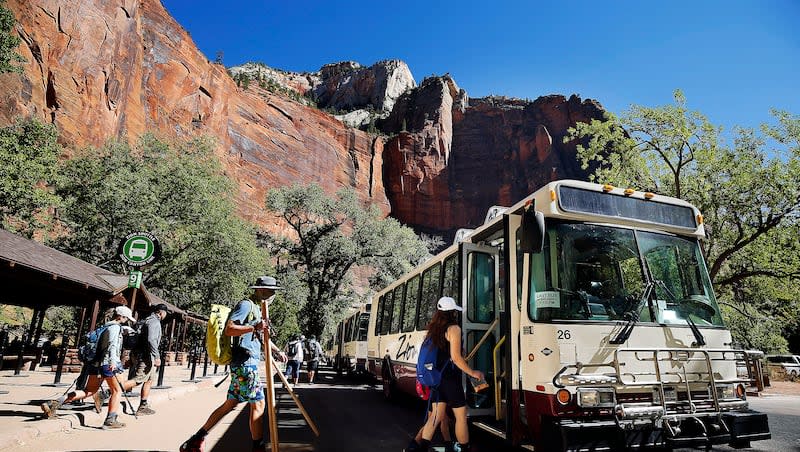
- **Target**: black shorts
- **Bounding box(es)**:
[432,371,466,409]
[306,360,319,372]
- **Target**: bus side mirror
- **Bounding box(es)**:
[520,208,545,253]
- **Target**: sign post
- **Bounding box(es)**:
[118,232,161,314]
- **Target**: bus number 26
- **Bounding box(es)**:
[557,330,571,340]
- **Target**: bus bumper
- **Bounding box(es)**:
[541,411,770,451]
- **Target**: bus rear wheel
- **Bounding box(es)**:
[381,369,396,401]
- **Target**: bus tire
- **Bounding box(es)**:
[381,368,397,401]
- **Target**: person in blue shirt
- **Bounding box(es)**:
[180,276,286,452]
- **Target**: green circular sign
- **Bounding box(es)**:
[119,232,160,267]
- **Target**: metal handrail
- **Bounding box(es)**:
[493,335,507,421]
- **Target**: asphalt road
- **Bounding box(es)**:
[4,367,799,451]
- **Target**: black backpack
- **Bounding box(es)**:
[287,340,300,358]
[307,340,320,360]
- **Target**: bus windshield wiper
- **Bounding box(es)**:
[610,280,654,344]
[686,317,706,346]
[651,280,706,346]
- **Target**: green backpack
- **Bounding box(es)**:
[206,301,258,365]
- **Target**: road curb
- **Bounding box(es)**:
[0,376,217,450]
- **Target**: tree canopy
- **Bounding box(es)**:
[0,0,24,74]
[0,118,60,237]
[565,90,800,352]
[52,134,267,313]
[262,183,432,339]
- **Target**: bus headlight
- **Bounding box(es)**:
[577,388,615,408]
[716,383,746,400]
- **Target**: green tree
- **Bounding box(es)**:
[53,134,267,313]
[0,0,24,73]
[565,91,800,350]
[262,183,432,338]
[0,118,61,237]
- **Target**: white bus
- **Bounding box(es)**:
[330,305,370,376]
[367,180,770,451]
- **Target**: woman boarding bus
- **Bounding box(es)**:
[368,180,770,451]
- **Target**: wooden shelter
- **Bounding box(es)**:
[0,229,204,369]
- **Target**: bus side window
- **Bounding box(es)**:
[442,254,460,299]
[374,295,385,336]
[467,251,495,323]
[390,285,405,334]
[417,264,442,330]
[344,316,353,343]
[402,275,420,332]
[380,290,394,335]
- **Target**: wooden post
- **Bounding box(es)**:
[25,308,39,348]
[129,287,138,318]
[261,300,279,452]
[89,300,100,331]
[167,318,176,352]
[75,307,87,347]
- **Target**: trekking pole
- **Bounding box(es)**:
[213,371,230,387]
[113,372,138,419]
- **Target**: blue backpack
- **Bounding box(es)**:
[77,325,110,364]
[416,337,450,388]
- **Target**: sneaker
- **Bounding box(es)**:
[444,441,456,452]
[179,435,205,452]
[40,400,61,418]
[136,405,156,415]
[102,418,126,429]
[92,391,103,413]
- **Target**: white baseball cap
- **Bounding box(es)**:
[437,296,463,312]
[115,306,135,323]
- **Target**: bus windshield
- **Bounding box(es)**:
[528,222,724,326]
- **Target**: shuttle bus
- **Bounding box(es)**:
[367,180,770,451]
[331,305,370,376]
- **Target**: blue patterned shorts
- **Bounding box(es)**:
[227,365,264,403]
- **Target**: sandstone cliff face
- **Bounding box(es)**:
[383,85,604,238]
[0,0,389,233]
[314,60,415,114]
[0,0,605,242]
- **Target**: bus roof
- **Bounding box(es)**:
[462,179,705,242]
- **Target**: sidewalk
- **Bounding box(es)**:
[0,363,222,450]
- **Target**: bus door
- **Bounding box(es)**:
[461,243,503,418]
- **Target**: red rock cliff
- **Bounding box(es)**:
[383,76,605,238]
[0,0,389,233]
[0,0,606,240]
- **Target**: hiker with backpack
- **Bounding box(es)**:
[180,276,286,452]
[284,334,304,386]
[117,303,169,415]
[405,297,484,452]
[41,305,137,429]
[305,335,323,384]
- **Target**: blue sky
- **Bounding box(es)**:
[162,1,798,131]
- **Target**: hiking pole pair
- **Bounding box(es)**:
[112,372,138,420]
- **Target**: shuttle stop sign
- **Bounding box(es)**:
[119,232,160,267]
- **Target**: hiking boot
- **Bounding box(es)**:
[102,418,126,429]
[40,399,61,418]
[179,435,205,452]
[444,441,456,452]
[136,405,156,415]
[92,391,103,413]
